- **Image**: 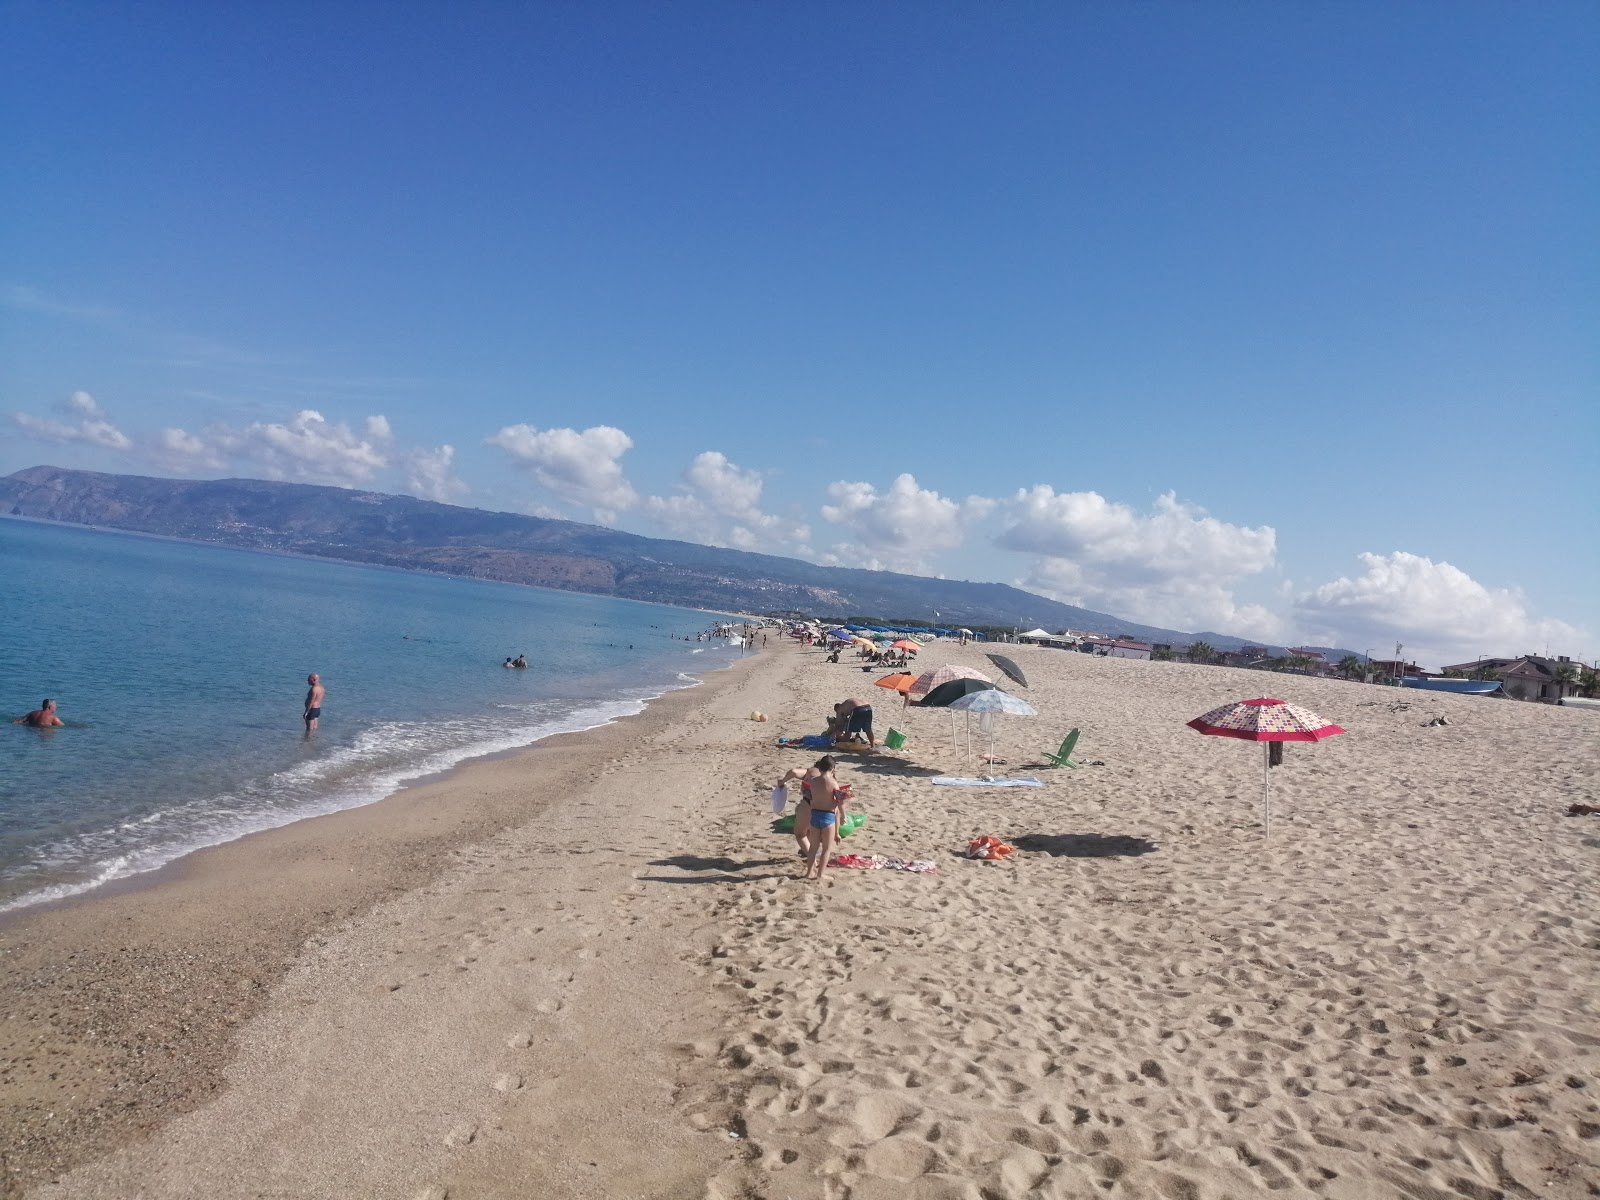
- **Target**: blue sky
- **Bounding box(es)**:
[3,2,1595,667]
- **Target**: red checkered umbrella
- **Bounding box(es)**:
[1188,698,1344,835]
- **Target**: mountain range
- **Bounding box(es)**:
[1,466,1346,656]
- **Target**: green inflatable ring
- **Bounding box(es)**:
[773,812,866,838]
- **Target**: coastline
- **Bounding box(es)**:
[8,638,1597,1199]
[0,644,775,1197]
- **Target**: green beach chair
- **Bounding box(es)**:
[1043,728,1082,768]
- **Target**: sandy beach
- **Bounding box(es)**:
[4,640,1598,1199]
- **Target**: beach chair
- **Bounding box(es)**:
[1042,728,1082,768]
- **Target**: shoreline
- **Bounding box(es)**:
[0,645,771,1197]
[0,667,727,923]
[8,638,1595,1199]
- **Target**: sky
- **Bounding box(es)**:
[3,1,1595,669]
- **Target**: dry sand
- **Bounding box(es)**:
[5,640,1598,1199]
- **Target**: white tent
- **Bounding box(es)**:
[1017,628,1054,641]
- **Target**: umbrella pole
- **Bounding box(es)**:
[1262,743,1271,837]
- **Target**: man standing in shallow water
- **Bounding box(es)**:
[14,698,64,727]
[303,673,325,732]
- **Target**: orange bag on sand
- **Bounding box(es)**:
[965,836,1015,860]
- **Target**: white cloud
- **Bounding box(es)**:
[818,473,991,572]
[402,445,469,504]
[151,426,228,472]
[485,424,638,521]
[998,487,1279,633]
[212,409,393,486]
[11,391,133,451]
[642,450,805,550]
[1292,551,1589,669]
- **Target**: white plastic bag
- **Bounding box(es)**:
[770,785,788,813]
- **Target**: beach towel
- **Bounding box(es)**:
[828,853,938,873]
[930,776,1044,788]
[964,836,1016,860]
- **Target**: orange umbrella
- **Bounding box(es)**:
[891,640,922,652]
[874,673,917,693]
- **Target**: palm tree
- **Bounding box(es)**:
[1554,663,1580,698]
[1337,655,1364,679]
[1581,668,1600,698]
[1151,647,1174,661]
[1187,641,1214,665]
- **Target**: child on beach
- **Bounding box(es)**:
[803,756,847,883]
[776,755,854,871]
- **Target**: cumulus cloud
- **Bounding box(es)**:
[206,409,393,485]
[818,473,993,573]
[485,424,638,522]
[403,444,469,504]
[11,391,133,450]
[1292,551,1589,669]
[642,450,805,550]
[998,487,1280,633]
[150,426,228,472]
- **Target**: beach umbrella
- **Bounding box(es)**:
[1187,698,1345,836]
[917,677,997,706]
[874,672,918,694]
[891,639,922,653]
[916,676,998,756]
[948,688,1037,765]
[948,689,1036,716]
[985,652,1030,689]
[908,663,992,698]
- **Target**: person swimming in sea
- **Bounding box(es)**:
[13,698,64,728]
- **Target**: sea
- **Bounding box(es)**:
[0,517,748,912]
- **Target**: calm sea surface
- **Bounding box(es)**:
[0,518,746,911]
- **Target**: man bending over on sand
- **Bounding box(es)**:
[14,699,64,727]
[839,696,875,748]
[304,673,325,732]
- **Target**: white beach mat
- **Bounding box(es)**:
[930,776,1044,788]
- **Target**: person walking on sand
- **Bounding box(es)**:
[804,756,847,883]
[14,698,64,728]
[303,673,325,732]
[777,758,835,860]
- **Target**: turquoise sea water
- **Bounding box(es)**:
[0,518,746,911]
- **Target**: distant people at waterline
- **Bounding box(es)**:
[13,698,64,728]
[303,673,325,732]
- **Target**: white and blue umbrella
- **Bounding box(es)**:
[946,690,1037,716]
[946,688,1037,763]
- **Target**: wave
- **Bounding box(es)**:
[0,695,656,914]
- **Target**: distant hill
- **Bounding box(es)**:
[2,465,1310,652]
